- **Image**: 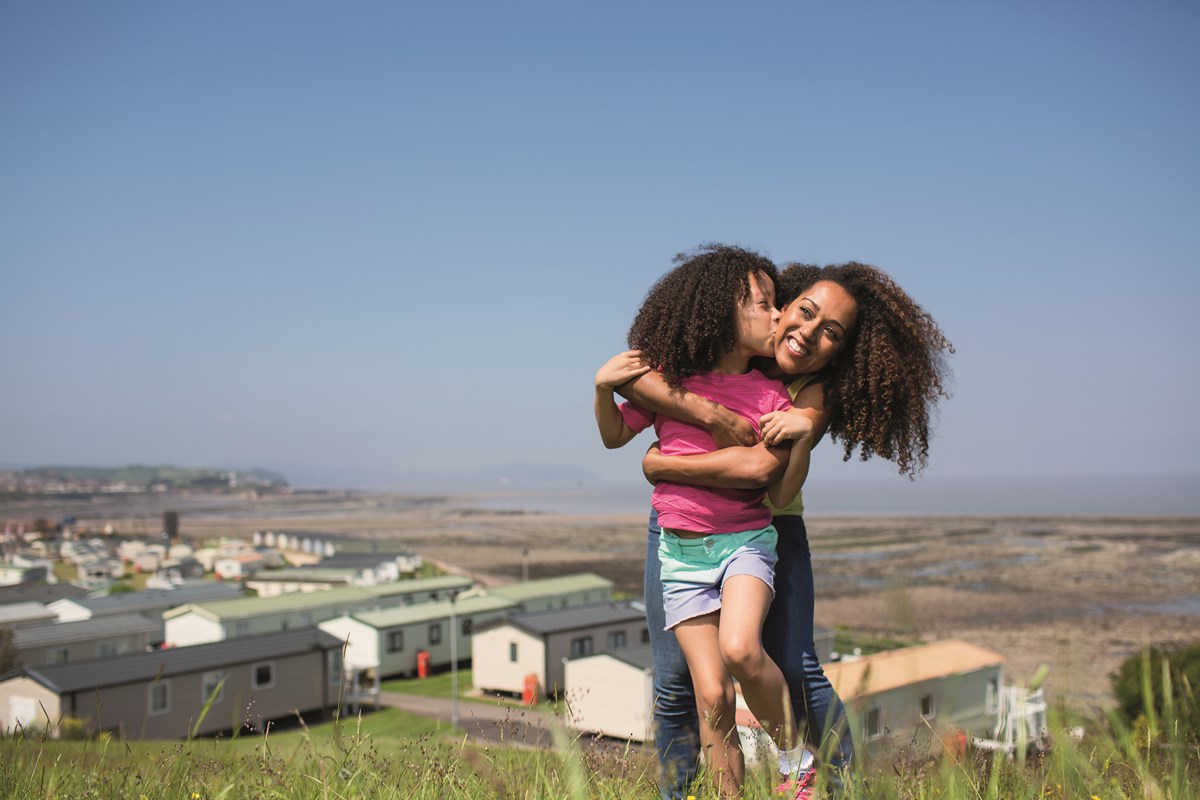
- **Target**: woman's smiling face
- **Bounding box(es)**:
[774,280,859,375]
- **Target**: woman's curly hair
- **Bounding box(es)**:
[776,262,954,476]
[628,244,778,388]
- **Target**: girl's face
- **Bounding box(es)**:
[735,270,781,358]
[774,280,858,375]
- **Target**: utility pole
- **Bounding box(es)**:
[448,589,460,729]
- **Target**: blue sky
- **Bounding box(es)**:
[2,1,1198,495]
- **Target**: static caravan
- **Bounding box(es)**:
[47,584,243,624]
[13,613,160,666]
[473,601,649,698]
[0,602,57,630]
[319,550,423,578]
[213,553,266,580]
[0,583,88,608]
[164,575,475,647]
[322,594,516,679]
[243,568,357,597]
[563,645,654,742]
[487,573,614,614]
[0,629,344,739]
[823,639,1005,758]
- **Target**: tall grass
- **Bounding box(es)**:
[1,679,1195,799]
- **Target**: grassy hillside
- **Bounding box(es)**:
[1,696,1195,799]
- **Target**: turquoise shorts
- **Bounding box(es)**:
[658,525,778,630]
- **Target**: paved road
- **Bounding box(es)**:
[377,691,559,749]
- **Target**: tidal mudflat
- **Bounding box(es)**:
[18,490,1198,707]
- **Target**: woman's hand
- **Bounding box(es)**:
[759,407,816,448]
[642,441,666,484]
[595,350,651,389]
[708,405,758,448]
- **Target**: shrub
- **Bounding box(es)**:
[1111,641,1200,737]
[58,716,93,740]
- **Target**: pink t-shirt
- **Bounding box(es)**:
[620,369,792,534]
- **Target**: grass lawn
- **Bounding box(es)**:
[381,667,570,720]
[380,668,475,698]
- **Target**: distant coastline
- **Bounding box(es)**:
[468,474,1200,517]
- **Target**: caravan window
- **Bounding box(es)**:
[864,708,883,740]
[252,662,275,689]
[149,680,171,716]
[328,650,343,686]
[201,671,225,704]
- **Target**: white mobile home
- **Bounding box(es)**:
[473,601,649,698]
[321,594,516,685]
[244,568,357,597]
[563,645,654,742]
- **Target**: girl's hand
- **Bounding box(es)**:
[759,407,815,448]
[596,350,651,390]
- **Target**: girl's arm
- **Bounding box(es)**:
[643,441,789,489]
[618,368,758,448]
[594,351,652,449]
[763,381,829,506]
[766,420,814,507]
[642,381,831,491]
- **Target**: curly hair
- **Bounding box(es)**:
[776,261,954,476]
[627,244,778,388]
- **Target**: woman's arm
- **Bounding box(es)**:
[642,441,789,489]
[617,368,758,448]
[594,351,651,449]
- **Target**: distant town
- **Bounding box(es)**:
[0,466,291,499]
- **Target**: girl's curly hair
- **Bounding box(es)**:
[628,244,778,388]
[776,262,954,477]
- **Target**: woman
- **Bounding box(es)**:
[618,261,953,799]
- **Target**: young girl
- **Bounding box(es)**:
[594,245,813,798]
[627,261,954,796]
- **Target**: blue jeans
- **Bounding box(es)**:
[645,511,700,799]
[764,514,854,770]
[645,511,853,799]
